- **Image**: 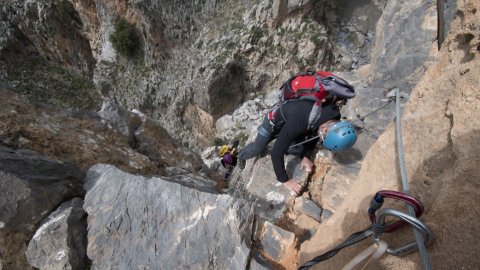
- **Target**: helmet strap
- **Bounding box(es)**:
[319,129,326,142]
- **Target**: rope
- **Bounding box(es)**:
[298,226,375,270]
[394,89,432,269]
[289,100,392,149]
[289,134,321,148]
[341,240,387,270]
[351,100,392,125]
[359,241,387,270]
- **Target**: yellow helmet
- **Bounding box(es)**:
[219,145,230,157]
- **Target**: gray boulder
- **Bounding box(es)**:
[26,198,88,270]
[132,110,205,172]
[83,164,255,270]
[230,149,310,223]
[0,146,84,233]
[0,146,85,269]
[98,100,142,147]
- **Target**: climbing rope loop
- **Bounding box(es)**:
[298,190,429,270]
[298,226,377,270]
[368,190,424,233]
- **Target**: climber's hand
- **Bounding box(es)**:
[300,157,313,173]
[283,179,302,196]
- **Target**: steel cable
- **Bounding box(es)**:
[394,89,432,269]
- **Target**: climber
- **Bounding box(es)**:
[218,139,239,180]
[237,69,357,196]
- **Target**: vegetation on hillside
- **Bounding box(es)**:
[109,18,142,57]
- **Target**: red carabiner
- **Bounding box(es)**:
[368,190,424,233]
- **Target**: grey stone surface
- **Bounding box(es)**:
[323,0,387,67]
[164,166,218,193]
[259,221,295,261]
[132,110,204,172]
[231,154,309,222]
[98,100,141,147]
[294,197,323,222]
[370,0,437,90]
[0,146,85,233]
[0,145,85,269]
[84,164,255,270]
[321,208,334,220]
[250,251,273,270]
[26,198,88,270]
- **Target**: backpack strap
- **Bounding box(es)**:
[307,101,323,131]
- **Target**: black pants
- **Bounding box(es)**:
[238,133,272,161]
[238,114,275,160]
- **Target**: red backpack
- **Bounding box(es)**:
[269,70,355,130]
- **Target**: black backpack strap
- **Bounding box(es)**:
[307,102,322,131]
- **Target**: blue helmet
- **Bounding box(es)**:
[321,121,357,152]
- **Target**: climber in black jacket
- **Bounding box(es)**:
[238,99,357,196]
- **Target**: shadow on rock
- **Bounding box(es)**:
[334,147,363,165]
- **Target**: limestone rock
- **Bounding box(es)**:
[258,221,296,261]
[0,146,84,233]
[299,1,480,269]
[370,0,437,90]
[0,145,85,269]
[84,164,255,270]
[132,109,204,172]
[26,198,88,270]
[232,153,310,222]
[98,100,141,147]
[294,197,323,222]
[0,87,161,176]
[1,0,94,74]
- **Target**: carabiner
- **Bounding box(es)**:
[368,190,424,233]
[373,208,433,256]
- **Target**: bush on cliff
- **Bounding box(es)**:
[109,18,141,57]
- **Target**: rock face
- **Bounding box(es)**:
[0,0,477,269]
[0,146,84,232]
[298,1,480,269]
[98,100,205,172]
[26,198,88,270]
[370,0,438,90]
[1,0,389,150]
[1,0,95,75]
[0,87,206,268]
[83,164,255,270]
[0,145,85,269]
[0,86,206,176]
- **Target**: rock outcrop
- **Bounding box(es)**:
[26,198,88,270]
[298,1,480,269]
[83,164,255,269]
[1,0,389,150]
[0,0,478,269]
[0,145,85,269]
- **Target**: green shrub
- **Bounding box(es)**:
[250,26,265,45]
[109,18,141,57]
